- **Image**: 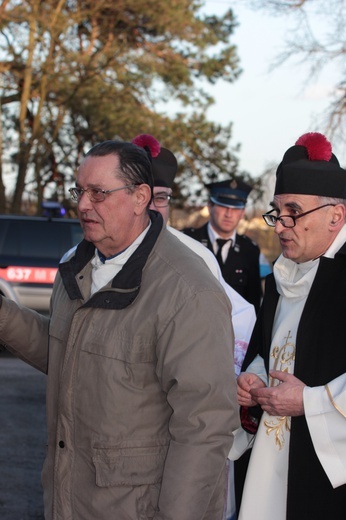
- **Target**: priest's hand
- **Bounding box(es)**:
[237,372,266,407]
[250,370,306,417]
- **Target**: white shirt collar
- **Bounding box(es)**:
[207,222,236,245]
[90,222,151,295]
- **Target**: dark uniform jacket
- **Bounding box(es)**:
[183,223,262,312]
[239,244,346,520]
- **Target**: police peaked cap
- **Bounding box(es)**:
[206,178,253,209]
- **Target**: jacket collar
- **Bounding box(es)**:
[59,211,164,309]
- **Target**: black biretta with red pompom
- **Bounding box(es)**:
[132,134,178,188]
[275,132,346,198]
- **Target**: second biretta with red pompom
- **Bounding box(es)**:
[275,132,346,198]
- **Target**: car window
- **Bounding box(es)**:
[0,219,83,268]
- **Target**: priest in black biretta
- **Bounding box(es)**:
[233,132,346,520]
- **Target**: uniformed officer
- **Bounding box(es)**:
[183,178,262,312]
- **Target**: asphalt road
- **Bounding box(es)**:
[0,350,47,520]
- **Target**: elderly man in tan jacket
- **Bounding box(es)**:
[0,139,239,520]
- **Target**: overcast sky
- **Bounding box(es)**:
[202,2,344,178]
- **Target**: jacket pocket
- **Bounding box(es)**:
[81,331,156,364]
[92,443,168,487]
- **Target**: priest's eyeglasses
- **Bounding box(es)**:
[69,184,137,203]
[152,194,172,208]
[262,204,336,228]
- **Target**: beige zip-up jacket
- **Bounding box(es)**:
[0,213,239,519]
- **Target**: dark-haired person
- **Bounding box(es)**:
[183,179,262,312]
[0,140,239,519]
[231,132,346,520]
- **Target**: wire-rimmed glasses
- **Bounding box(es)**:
[69,184,137,203]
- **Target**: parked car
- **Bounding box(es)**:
[0,215,83,314]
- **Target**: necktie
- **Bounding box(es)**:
[216,238,231,265]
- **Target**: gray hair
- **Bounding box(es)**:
[318,195,346,209]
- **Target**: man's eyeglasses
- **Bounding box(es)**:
[69,184,137,203]
[151,194,172,208]
[262,203,336,229]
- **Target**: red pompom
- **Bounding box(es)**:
[295,132,332,161]
[132,134,161,158]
